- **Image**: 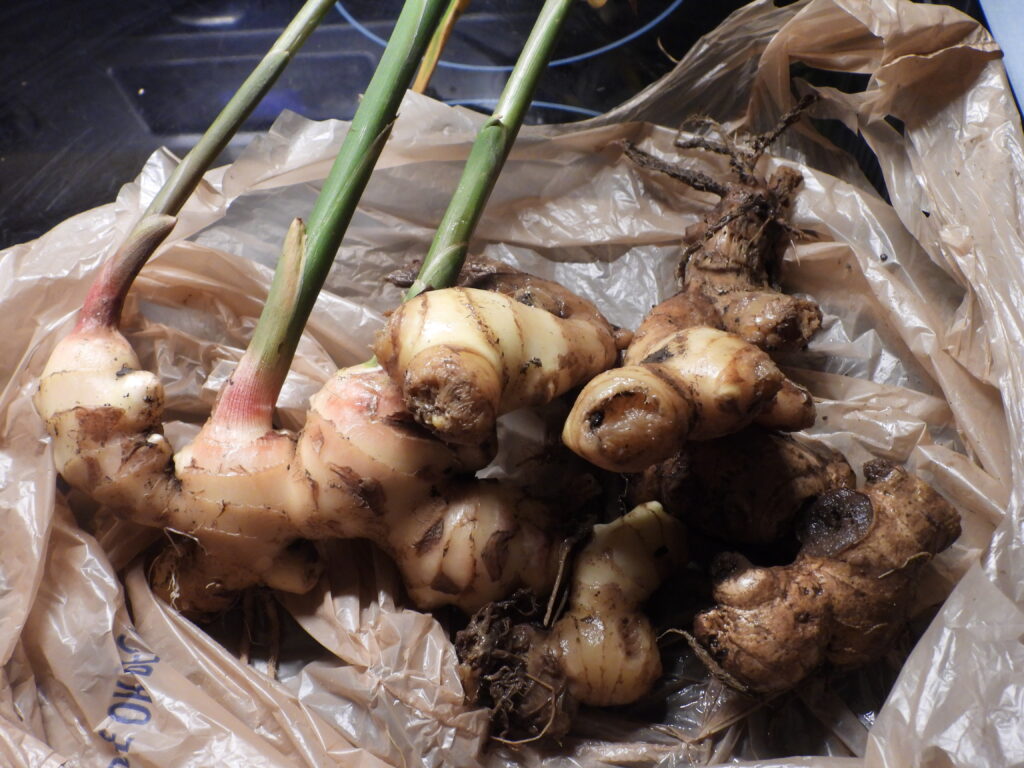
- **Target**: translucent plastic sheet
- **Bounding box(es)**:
[1,0,1022,765]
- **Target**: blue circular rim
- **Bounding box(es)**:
[444,98,601,118]
[333,0,686,72]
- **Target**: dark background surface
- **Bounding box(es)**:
[0,0,989,250]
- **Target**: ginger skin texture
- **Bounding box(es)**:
[388,257,633,347]
[562,287,815,473]
[693,459,960,695]
[37,323,568,618]
[152,364,560,615]
[457,502,686,741]
[549,502,686,705]
[624,96,823,353]
[374,283,627,446]
[630,428,855,546]
[680,164,821,351]
[565,124,827,474]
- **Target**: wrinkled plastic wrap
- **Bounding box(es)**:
[2,0,1022,765]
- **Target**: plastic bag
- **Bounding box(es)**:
[1,0,1021,765]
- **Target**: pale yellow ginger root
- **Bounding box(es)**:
[155,366,565,616]
[38,331,565,617]
[36,323,322,614]
[457,502,686,741]
[35,325,175,521]
[155,392,322,611]
[562,288,813,473]
[391,480,561,611]
[36,218,326,613]
[549,501,687,706]
[693,459,960,695]
[562,328,781,474]
[294,367,560,612]
[293,364,490,540]
[564,132,824,474]
[36,251,620,617]
[33,211,582,618]
[388,257,633,346]
[374,286,625,446]
[34,215,179,517]
[37,221,599,619]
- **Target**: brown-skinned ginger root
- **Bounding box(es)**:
[373,269,629,446]
[624,96,822,352]
[562,287,815,473]
[151,364,569,617]
[456,502,686,741]
[630,427,855,546]
[693,459,961,695]
[40,227,587,620]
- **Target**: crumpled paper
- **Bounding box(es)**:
[1,0,1022,765]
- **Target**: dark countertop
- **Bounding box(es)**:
[0,0,989,250]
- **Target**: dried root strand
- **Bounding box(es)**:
[674,94,817,180]
[456,591,573,742]
[623,141,728,197]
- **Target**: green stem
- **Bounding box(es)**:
[404,0,574,301]
[142,0,338,222]
[223,0,448,419]
[81,0,337,331]
[302,0,449,282]
[208,219,307,433]
[412,0,471,93]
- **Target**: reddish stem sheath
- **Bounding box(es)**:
[74,215,177,333]
[206,217,306,436]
